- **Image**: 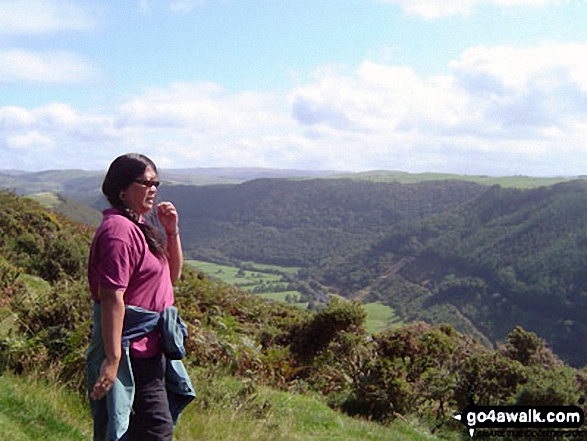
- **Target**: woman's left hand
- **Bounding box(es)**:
[157,201,179,235]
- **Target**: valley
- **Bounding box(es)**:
[185,259,402,334]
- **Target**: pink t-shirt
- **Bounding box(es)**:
[88,208,174,357]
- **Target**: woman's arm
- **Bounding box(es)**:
[91,287,125,401]
[166,229,183,284]
[157,201,184,284]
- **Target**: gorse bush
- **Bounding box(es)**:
[1,190,586,438]
[0,193,93,390]
[289,296,366,362]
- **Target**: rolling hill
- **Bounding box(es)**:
[159,178,489,265]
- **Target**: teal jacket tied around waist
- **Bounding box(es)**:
[86,303,196,441]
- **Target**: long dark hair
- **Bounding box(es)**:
[102,153,166,257]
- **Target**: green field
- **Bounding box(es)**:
[186,260,401,334]
[258,291,309,310]
[363,302,403,334]
[185,260,296,292]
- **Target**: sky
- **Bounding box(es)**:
[2,0,587,176]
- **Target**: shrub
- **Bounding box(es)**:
[501,325,562,368]
[454,351,527,407]
[516,366,580,406]
[289,296,366,362]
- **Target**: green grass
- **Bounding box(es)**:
[17,273,53,296]
[258,291,301,302]
[240,261,301,276]
[26,192,62,209]
[175,374,444,441]
[363,302,403,334]
[258,291,309,309]
[25,191,102,227]
[0,372,451,441]
[0,374,92,441]
[0,274,54,339]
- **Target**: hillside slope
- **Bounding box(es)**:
[160,178,488,265]
[26,192,102,227]
[311,181,587,366]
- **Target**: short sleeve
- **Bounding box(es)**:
[88,214,144,297]
[95,237,134,291]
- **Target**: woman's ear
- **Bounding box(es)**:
[119,191,125,201]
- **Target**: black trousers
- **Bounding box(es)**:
[125,353,174,441]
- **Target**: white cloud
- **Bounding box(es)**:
[138,0,208,13]
[2,42,587,175]
[286,43,587,173]
[451,44,587,92]
[0,0,95,36]
[380,0,562,19]
[116,82,290,133]
[0,106,35,130]
[112,82,298,169]
[449,44,587,141]
[6,131,54,151]
[0,49,102,84]
[290,61,466,136]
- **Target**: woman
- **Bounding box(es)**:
[86,153,194,441]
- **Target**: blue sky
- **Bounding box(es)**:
[2,0,587,176]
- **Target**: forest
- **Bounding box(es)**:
[159,178,488,265]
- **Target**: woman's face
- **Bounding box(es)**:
[123,165,158,215]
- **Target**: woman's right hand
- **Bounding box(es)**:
[91,357,120,400]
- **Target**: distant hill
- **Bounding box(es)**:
[26,192,102,227]
[0,167,348,197]
[0,167,576,199]
[344,170,575,188]
[159,178,489,266]
[0,168,354,216]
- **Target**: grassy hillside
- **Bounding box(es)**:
[0,373,439,441]
[0,190,450,439]
[185,259,402,334]
[17,170,585,367]
[26,192,102,227]
[0,169,105,198]
[0,374,91,440]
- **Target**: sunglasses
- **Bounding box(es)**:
[134,179,160,188]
